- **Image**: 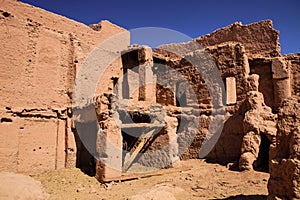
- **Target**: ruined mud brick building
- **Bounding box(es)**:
[0,1,300,199]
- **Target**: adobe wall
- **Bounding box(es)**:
[153,20,293,168]
[268,97,300,200]
[91,20,298,183]
[153,42,250,162]
[195,20,280,57]
[0,0,128,173]
[204,43,251,163]
[284,53,300,97]
[1,1,299,192]
[94,46,177,181]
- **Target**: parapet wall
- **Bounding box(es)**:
[195,20,280,58]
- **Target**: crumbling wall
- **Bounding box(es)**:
[154,42,250,162]
[154,49,210,108]
[268,97,300,200]
[96,94,122,181]
[0,0,127,173]
[195,20,280,57]
[239,91,276,171]
[246,56,292,112]
[94,46,159,181]
[1,0,299,187]
[204,43,251,163]
[177,114,209,160]
[206,42,250,112]
[153,49,209,159]
[153,20,286,166]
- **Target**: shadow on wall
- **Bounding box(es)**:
[205,102,247,165]
[73,121,98,176]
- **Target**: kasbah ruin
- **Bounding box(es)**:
[0,0,300,199]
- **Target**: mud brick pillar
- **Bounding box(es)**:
[95,94,122,181]
[138,46,155,102]
[122,45,155,102]
[272,57,291,108]
[95,117,122,181]
[165,116,180,166]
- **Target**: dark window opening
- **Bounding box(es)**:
[119,110,151,124]
[176,93,187,107]
[176,82,187,107]
[130,111,151,123]
[122,68,129,99]
[2,11,11,18]
[111,77,119,95]
[1,118,12,123]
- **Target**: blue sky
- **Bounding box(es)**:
[20,0,300,54]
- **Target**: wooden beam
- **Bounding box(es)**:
[123,128,156,171]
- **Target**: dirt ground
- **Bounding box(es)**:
[29,159,269,200]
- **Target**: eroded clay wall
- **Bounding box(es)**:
[284,53,300,97]
[0,0,127,173]
[153,20,285,164]
[195,20,280,57]
[153,42,250,161]
[205,43,250,163]
[153,49,210,107]
[268,97,300,199]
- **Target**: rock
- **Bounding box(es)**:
[104,183,112,190]
[76,187,85,193]
[129,183,184,200]
[0,172,49,200]
[89,188,97,194]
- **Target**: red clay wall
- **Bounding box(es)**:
[0,0,127,173]
[195,20,280,58]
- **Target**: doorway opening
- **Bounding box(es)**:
[254,134,271,172]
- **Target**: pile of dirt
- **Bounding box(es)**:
[31,159,269,200]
